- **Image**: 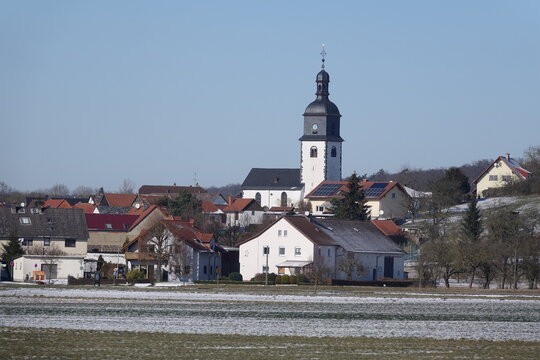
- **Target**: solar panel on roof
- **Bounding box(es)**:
[371,182,388,188]
[364,188,385,198]
[312,183,342,196]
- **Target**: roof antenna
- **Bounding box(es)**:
[193,172,199,186]
[320,43,326,69]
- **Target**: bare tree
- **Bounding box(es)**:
[141,222,171,283]
[26,245,66,284]
[72,186,97,197]
[306,258,330,293]
[170,241,193,284]
[118,179,136,194]
[336,254,364,281]
[49,183,70,196]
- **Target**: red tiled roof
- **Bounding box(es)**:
[103,193,137,207]
[127,205,163,231]
[223,198,260,212]
[371,220,403,236]
[85,214,139,231]
[73,202,96,214]
[201,201,225,213]
[162,220,213,251]
[43,199,72,209]
[237,216,337,247]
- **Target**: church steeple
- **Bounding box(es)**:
[300,46,343,196]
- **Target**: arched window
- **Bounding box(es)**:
[280,192,287,207]
[255,192,261,205]
[310,146,318,158]
[331,146,337,157]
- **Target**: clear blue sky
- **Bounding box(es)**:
[1,1,539,192]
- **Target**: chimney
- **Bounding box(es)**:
[506,153,510,160]
[228,196,234,205]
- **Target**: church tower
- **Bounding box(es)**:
[300,48,343,196]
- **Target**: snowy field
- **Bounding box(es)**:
[1,286,540,342]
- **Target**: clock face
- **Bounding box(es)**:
[312,124,318,130]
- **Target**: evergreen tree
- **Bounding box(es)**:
[168,191,202,220]
[331,172,370,220]
[1,234,25,281]
[459,198,483,287]
[432,167,470,206]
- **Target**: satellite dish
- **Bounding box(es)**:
[304,211,311,216]
[20,202,25,207]
[379,210,384,216]
[135,203,141,209]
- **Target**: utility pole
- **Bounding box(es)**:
[263,246,269,286]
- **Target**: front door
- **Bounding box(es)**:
[383,257,394,278]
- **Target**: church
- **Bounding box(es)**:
[242,51,344,209]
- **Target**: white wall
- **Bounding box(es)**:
[13,255,85,281]
[242,189,304,209]
[301,140,327,196]
[239,218,316,280]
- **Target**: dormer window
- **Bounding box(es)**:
[273,177,279,183]
[20,217,31,225]
[105,223,113,229]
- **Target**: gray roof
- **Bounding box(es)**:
[95,206,131,215]
[314,219,406,255]
[0,207,89,240]
[241,168,303,190]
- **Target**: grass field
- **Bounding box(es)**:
[1,327,539,360]
[1,284,540,359]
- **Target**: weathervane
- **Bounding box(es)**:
[320,43,326,69]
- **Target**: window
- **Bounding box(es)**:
[278,230,282,237]
[65,239,76,247]
[203,266,207,274]
[43,237,50,246]
[392,193,396,199]
[331,146,337,157]
[312,123,318,134]
[283,230,288,237]
[328,248,331,257]
[20,217,31,225]
[489,175,498,181]
[310,146,318,158]
[502,175,512,182]
[281,192,287,207]
[251,210,255,216]
[316,206,324,212]
[22,238,33,246]
[294,247,301,256]
[210,266,213,275]
[105,223,113,229]
[122,224,129,230]
[279,247,285,255]
[255,192,261,204]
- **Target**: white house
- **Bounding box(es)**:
[238,216,407,282]
[305,181,410,219]
[473,154,532,198]
[223,198,266,227]
[12,255,85,282]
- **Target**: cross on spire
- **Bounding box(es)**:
[320,43,326,69]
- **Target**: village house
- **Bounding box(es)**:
[123,219,222,282]
[0,206,89,281]
[473,153,532,198]
[238,216,406,282]
[305,181,410,219]
[223,198,265,227]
